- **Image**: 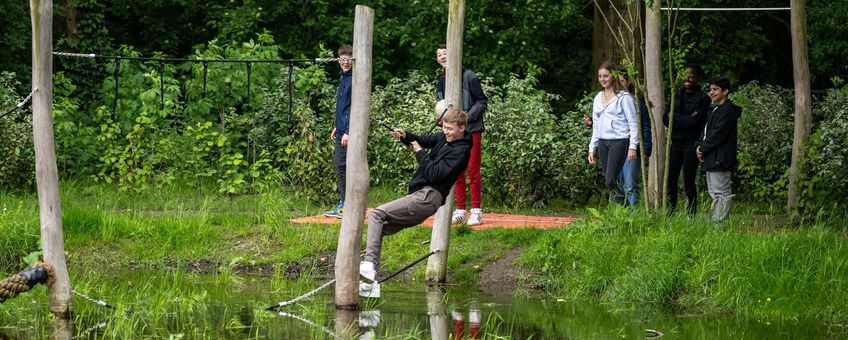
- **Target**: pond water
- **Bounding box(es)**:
[0,269,839,339]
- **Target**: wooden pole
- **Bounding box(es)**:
[644,0,666,209]
[31,0,73,318]
[334,4,373,309]
[427,0,464,284]
[787,0,811,213]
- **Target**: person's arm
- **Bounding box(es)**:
[435,76,445,101]
[415,141,469,183]
[413,133,441,149]
[699,106,735,156]
[588,96,601,164]
[465,72,488,124]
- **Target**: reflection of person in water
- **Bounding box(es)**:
[358,310,381,339]
[451,303,481,339]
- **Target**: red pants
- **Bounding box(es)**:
[454,132,482,210]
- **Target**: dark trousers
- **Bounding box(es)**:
[333,138,347,202]
[667,140,698,214]
[598,139,629,205]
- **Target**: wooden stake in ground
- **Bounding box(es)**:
[787,0,811,214]
[426,0,464,284]
[334,5,373,309]
[30,0,73,318]
[645,0,666,208]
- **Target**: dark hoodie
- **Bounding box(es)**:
[663,88,711,142]
[697,100,743,172]
[401,130,472,204]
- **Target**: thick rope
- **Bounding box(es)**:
[1,88,38,119]
[0,262,53,304]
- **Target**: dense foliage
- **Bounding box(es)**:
[0,72,35,189]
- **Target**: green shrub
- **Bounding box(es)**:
[732,82,794,202]
[807,84,848,206]
[0,72,35,190]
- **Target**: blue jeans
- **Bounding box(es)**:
[620,158,641,207]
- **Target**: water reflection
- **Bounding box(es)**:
[427,286,449,340]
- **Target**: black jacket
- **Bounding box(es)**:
[663,88,711,142]
[697,100,742,172]
[436,68,488,133]
[402,131,472,204]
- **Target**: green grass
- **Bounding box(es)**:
[521,206,848,322]
[3,180,848,329]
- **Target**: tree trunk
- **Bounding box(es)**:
[31,0,73,318]
[644,0,665,208]
[787,0,811,213]
[426,0,464,284]
[591,0,641,79]
[334,4,373,309]
[61,0,78,41]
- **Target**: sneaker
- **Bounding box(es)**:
[451,209,467,224]
[359,281,381,298]
[467,208,483,226]
[359,261,377,283]
[323,201,344,219]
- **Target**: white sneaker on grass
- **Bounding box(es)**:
[451,209,467,224]
[467,208,483,226]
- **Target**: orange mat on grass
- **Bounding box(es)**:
[291,210,578,230]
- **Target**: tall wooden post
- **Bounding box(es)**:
[644,0,665,208]
[31,0,73,318]
[426,0,464,284]
[787,0,811,213]
[334,5,373,309]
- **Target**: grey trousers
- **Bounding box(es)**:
[364,187,443,267]
[333,138,347,202]
[706,171,733,222]
[597,139,629,205]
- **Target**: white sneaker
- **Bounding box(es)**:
[467,208,483,226]
[451,209,467,224]
[359,261,376,283]
[359,310,381,328]
[359,281,381,298]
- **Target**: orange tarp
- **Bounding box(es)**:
[290,210,578,230]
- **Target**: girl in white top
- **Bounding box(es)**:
[587,62,639,204]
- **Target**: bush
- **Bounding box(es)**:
[808,84,848,206]
[732,82,794,202]
[0,72,34,190]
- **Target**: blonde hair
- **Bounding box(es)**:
[442,108,467,126]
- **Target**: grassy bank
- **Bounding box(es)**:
[2,181,847,325]
[521,207,848,322]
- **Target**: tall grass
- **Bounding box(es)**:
[522,206,848,322]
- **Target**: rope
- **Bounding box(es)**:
[53,51,340,64]
[72,290,115,309]
[278,311,336,336]
[0,262,53,304]
[264,249,440,311]
[265,279,336,310]
[1,88,38,119]
[661,7,790,11]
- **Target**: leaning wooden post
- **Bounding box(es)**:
[426,0,464,284]
[787,0,811,213]
[31,0,73,317]
[644,0,665,209]
[334,4,373,309]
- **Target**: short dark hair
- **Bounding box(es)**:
[685,62,705,79]
[437,44,447,50]
[709,77,732,92]
[338,44,353,56]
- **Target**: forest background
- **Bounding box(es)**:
[1,0,847,215]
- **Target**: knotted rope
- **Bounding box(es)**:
[0,262,54,303]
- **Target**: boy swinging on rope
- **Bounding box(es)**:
[359,105,472,298]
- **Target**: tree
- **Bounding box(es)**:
[787,0,811,214]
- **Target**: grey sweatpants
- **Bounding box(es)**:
[364,187,443,267]
[706,171,733,222]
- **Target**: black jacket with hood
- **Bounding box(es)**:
[401,130,472,204]
[697,100,743,172]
